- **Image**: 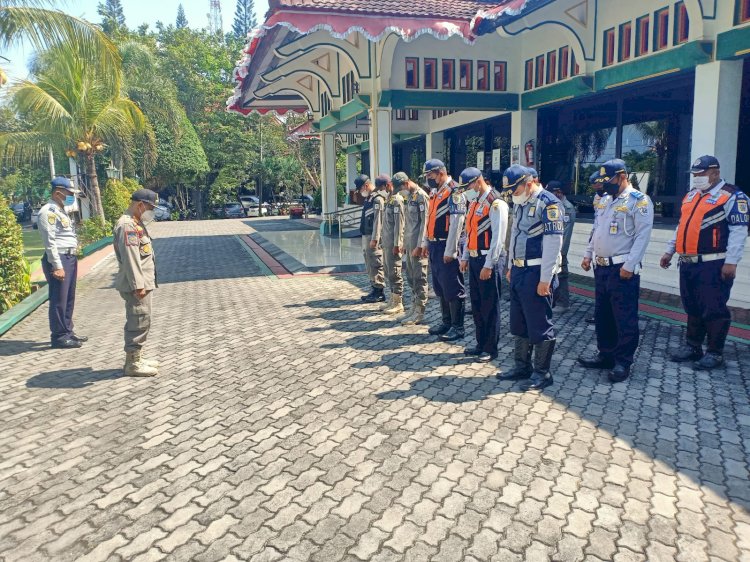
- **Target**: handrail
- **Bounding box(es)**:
[323,205,361,239]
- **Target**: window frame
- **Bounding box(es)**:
[654,8,670,51]
[459,59,473,90]
[405,57,419,89]
[559,46,570,80]
[636,15,650,57]
[395,109,406,120]
[408,109,419,121]
[675,2,689,43]
[441,59,455,90]
[739,0,750,23]
[546,51,557,84]
[524,59,534,91]
[603,27,616,66]
[493,61,507,91]
[619,22,632,62]
[535,55,545,88]
[477,60,490,91]
[423,58,437,89]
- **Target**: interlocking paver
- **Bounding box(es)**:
[1,218,749,561]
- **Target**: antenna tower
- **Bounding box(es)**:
[208,0,223,35]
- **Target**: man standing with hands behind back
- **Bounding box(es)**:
[114,189,160,377]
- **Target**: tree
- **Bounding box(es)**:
[0,195,31,312]
[97,0,125,36]
[232,0,257,39]
[0,44,155,223]
[176,4,188,30]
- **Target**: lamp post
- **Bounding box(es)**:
[105,161,119,180]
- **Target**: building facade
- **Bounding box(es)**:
[228,0,750,217]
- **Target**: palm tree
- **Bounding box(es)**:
[0,45,155,223]
[0,0,121,89]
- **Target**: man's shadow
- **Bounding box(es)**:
[27,367,123,389]
[0,340,48,357]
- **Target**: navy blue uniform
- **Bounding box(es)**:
[42,253,78,343]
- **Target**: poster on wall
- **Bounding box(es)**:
[511,145,520,164]
[476,151,484,170]
[492,149,501,171]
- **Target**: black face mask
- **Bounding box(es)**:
[603,180,620,197]
[594,188,604,198]
[426,177,439,190]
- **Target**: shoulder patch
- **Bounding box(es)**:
[452,193,461,204]
[737,199,748,214]
[636,198,649,208]
[125,230,138,246]
[47,214,57,225]
[491,199,502,209]
[546,205,560,221]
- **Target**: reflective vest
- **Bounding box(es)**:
[676,186,737,255]
[360,192,384,235]
[466,191,498,252]
[427,186,453,239]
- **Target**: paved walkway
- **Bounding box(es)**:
[1,218,749,562]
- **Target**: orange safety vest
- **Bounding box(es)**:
[427,187,453,240]
[676,187,735,255]
[466,193,497,252]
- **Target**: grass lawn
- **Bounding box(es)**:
[22,229,45,264]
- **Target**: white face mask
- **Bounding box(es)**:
[691,175,711,191]
[141,209,155,224]
[512,185,532,206]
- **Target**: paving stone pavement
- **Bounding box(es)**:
[1,218,749,562]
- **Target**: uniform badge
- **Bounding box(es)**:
[546,206,560,221]
[738,200,748,214]
[528,206,536,217]
[600,166,607,176]
[47,215,57,225]
[60,218,70,228]
[141,243,152,255]
[419,204,425,211]
[615,206,629,213]
[491,199,501,209]
[693,158,702,168]
[125,230,138,246]
[502,176,510,187]
[452,194,461,204]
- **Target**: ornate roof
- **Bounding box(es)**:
[269,0,497,20]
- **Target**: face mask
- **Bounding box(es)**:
[64,195,75,206]
[426,177,439,190]
[603,180,620,197]
[512,186,531,206]
[594,188,604,198]
[141,208,155,224]
[691,176,711,191]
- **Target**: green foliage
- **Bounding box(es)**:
[101,178,139,223]
[77,218,112,249]
[151,116,209,187]
[176,4,188,30]
[0,195,31,312]
[97,0,126,36]
[233,0,257,39]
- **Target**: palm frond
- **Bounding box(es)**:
[0,130,67,165]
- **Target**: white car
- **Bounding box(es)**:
[239,196,268,217]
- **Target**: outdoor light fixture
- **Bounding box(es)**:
[105,161,119,180]
[352,81,360,94]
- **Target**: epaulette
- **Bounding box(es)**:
[537,190,559,206]
[629,190,645,200]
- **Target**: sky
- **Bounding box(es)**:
[3,0,270,80]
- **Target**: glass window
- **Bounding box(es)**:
[619,22,632,62]
[408,110,419,121]
[675,2,689,43]
[477,61,490,91]
[525,59,534,91]
[547,51,557,84]
[636,16,650,56]
[424,59,437,89]
[405,58,419,89]
[535,55,545,87]
[655,8,670,51]
[494,62,507,91]
[460,60,473,90]
[740,0,750,23]
[442,59,455,89]
[603,28,616,66]
[395,109,406,120]
[559,47,570,80]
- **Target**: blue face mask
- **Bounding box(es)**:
[64,195,75,206]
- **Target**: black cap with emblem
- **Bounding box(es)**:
[131,189,159,207]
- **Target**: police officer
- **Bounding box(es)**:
[660,155,749,369]
[357,174,386,303]
[549,181,577,311]
[459,168,508,362]
[38,176,87,349]
[396,172,429,325]
[380,174,406,315]
[579,159,654,382]
[422,159,467,341]
[114,189,160,377]
[497,165,563,391]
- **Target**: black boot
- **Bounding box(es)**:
[496,337,533,380]
[361,287,376,302]
[670,345,703,363]
[521,339,555,391]
[362,287,385,303]
[428,297,452,336]
[440,300,465,342]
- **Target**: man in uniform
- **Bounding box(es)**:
[114,189,160,377]
[357,174,386,303]
[579,159,654,382]
[496,165,563,390]
[458,168,509,362]
[38,176,86,348]
[421,159,467,341]
[379,174,406,315]
[397,172,429,325]
[660,155,749,369]
[549,181,577,311]
[585,170,603,323]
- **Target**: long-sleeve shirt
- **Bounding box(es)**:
[560,197,577,257]
[37,200,77,270]
[359,190,386,240]
[665,180,749,265]
[381,191,405,248]
[113,212,157,292]
[585,185,654,273]
[461,188,509,269]
[422,177,466,258]
[404,188,429,250]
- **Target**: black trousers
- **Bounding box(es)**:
[679,260,733,353]
[509,265,556,344]
[429,240,465,302]
[42,253,78,343]
[468,256,501,354]
[594,264,640,368]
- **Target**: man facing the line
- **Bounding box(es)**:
[356,175,386,303]
[396,172,429,325]
[380,174,406,315]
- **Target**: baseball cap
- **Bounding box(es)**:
[547,180,564,193]
[374,174,391,188]
[392,172,409,187]
[589,170,601,185]
[422,159,446,175]
[131,189,159,207]
[457,167,482,188]
[527,167,539,179]
[50,176,79,193]
[353,174,370,189]
[597,159,628,183]
[502,164,530,190]
[689,155,720,173]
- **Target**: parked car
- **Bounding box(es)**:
[223,203,246,219]
[154,203,173,221]
[10,202,32,223]
[31,207,41,228]
[239,195,268,217]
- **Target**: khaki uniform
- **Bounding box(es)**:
[381,192,405,296]
[361,190,386,289]
[404,188,429,308]
[113,212,157,351]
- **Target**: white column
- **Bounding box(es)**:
[511,109,538,166]
[369,108,392,178]
[345,152,358,204]
[691,60,743,183]
[425,132,445,161]
[319,132,338,215]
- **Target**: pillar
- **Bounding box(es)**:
[369,108,392,178]
[511,109,538,167]
[319,132,338,215]
[345,152,358,204]
[425,132,445,161]
[691,60,743,183]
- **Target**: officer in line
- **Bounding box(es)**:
[458,168,509,363]
[579,159,654,382]
[421,159,467,342]
[499,184,514,302]
[660,155,749,369]
[396,172,430,325]
[380,174,406,315]
[37,176,87,349]
[549,181,577,311]
[113,189,160,377]
[356,174,386,303]
[585,170,603,324]
[497,165,563,391]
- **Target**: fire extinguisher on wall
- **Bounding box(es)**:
[525,140,535,166]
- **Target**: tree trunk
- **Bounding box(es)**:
[86,153,105,224]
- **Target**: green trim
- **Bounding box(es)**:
[318,98,369,132]
[319,113,338,132]
[521,76,593,109]
[594,40,713,91]
[361,140,370,151]
[0,286,49,337]
[346,144,361,154]
[717,25,750,60]
[383,90,519,111]
[81,236,113,257]
[393,134,423,143]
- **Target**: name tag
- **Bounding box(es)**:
[528,206,536,217]
[419,204,425,211]
[393,207,399,214]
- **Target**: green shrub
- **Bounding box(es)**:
[77,218,112,250]
[0,195,31,312]
[101,178,141,223]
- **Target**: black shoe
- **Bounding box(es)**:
[496,368,531,381]
[496,337,533,381]
[521,371,553,391]
[577,353,615,369]
[463,346,481,356]
[51,338,82,349]
[586,316,595,324]
[428,323,451,336]
[429,297,452,335]
[669,345,703,363]
[361,288,376,302]
[71,334,88,343]
[477,352,496,363]
[693,352,724,370]
[440,326,465,342]
[362,288,385,303]
[608,364,631,383]
[520,339,556,391]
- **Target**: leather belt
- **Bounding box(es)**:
[469,250,489,258]
[512,258,542,267]
[594,254,628,267]
[60,248,77,256]
[679,252,726,264]
[428,237,447,242]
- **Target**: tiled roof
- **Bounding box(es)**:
[270,0,500,20]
